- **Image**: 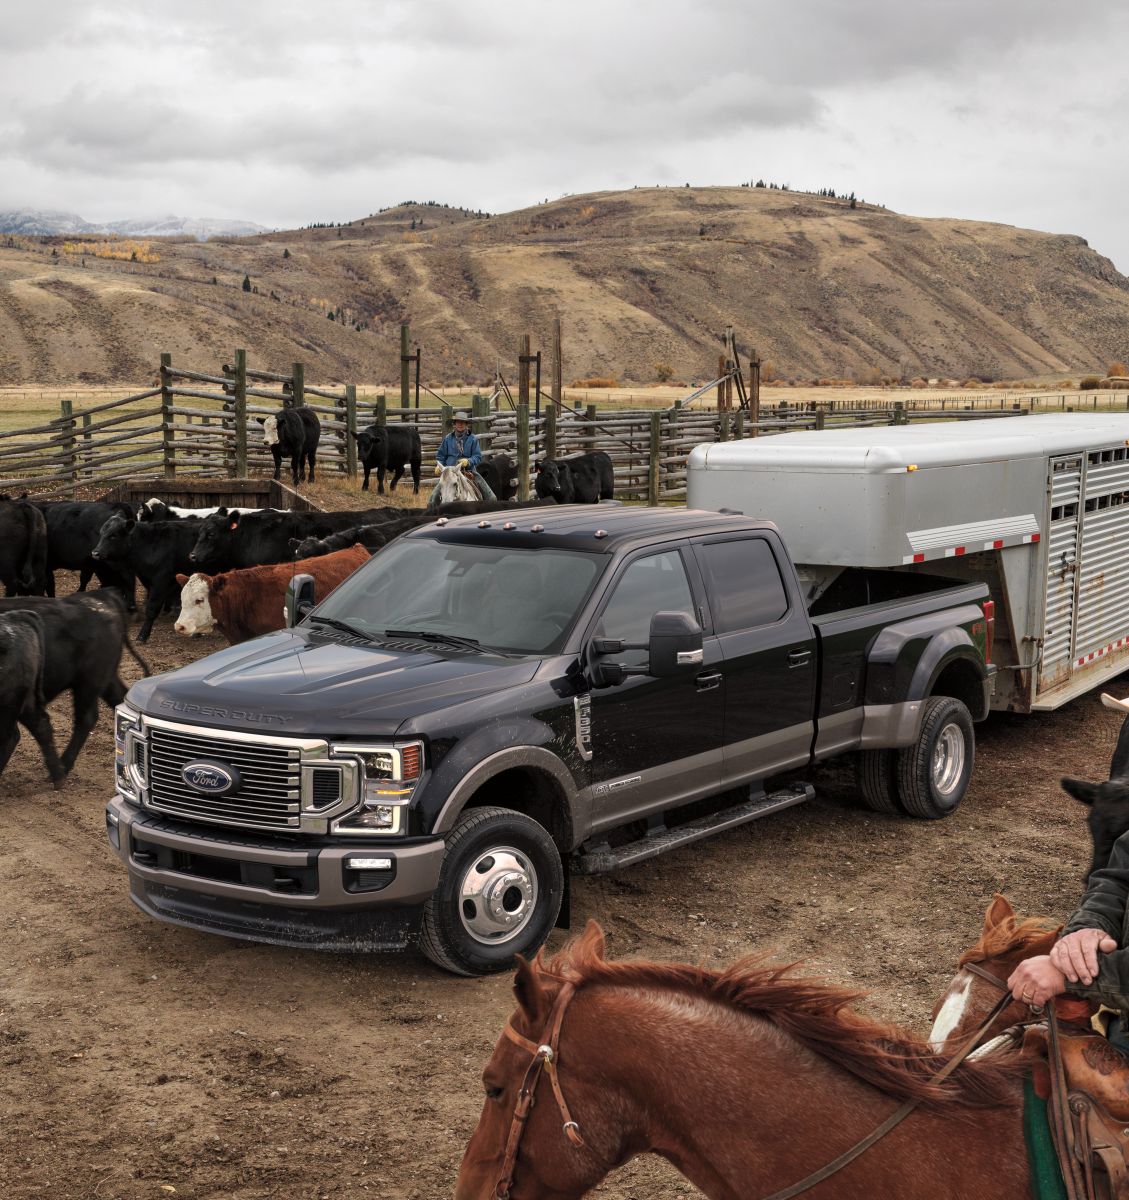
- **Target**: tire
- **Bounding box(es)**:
[418,806,564,977]
[856,749,902,814]
[895,696,975,820]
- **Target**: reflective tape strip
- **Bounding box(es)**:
[902,529,1041,565]
[1076,637,1129,668]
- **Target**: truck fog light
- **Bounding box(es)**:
[345,857,392,870]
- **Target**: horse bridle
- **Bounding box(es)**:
[493,978,594,1200]
[491,971,1014,1200]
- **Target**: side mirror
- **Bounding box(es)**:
[285,573,317,627]
[647,611,703,677]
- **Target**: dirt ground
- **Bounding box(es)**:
[0,569,1122,1200]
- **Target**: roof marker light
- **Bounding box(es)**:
[594,529,608,539]
[531,524,544,533]
[906,464,918,472]
[503,522,515,530]
[477,520,492,528]
[435,517,448,526]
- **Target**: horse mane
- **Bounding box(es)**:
[957,914,1061,967]
[539,928,1025,1110]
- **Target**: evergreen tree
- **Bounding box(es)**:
[242,274,251,292]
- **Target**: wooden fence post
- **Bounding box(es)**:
[544,402,557,461]
[81,412,92,469]
[734,409,745,440]
[718,411,730,441]
[585,404,597,453]
[291,361,305,409]
[519,334,531,409]
[473,394,492,452]
[648,411,661,506]
[750,349,761,436]
[344,384,358,478]
[233,349,248,477]
[552,318,562,414]
[376,393,387,426]
[59,400,76,492]
[400,324,411,412]
[516,403,530,501]
[158,352,175,479]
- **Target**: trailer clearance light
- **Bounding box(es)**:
[906,464,918,472]
[982,600,996,662]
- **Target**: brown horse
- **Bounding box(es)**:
[929,894,1062,1054]
[457,922,1032,1200]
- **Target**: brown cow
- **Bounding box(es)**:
[175,544,369,644]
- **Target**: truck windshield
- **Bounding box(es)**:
[309,537,604,655]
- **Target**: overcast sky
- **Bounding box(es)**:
[4,1,1129,268]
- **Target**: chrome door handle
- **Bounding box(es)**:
[788,649,812,667]
[696,672,722,691]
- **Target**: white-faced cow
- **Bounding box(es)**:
[353,424,422,494]
[257,407,321,486]
[534,451,614,504]
[175,544,370,644]
[1061,692,1129,882]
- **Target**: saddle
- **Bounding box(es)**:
[1023,1013,1129,1199]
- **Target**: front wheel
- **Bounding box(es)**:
[895,696,975,819]
[419,806,564,976]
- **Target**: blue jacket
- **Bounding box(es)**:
[436,430,483,469]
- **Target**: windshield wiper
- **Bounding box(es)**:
[383,628,485,652]
[307,614,381,643]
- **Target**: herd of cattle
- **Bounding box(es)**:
[0,422,615,788]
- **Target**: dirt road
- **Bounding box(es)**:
[0,597,1117,1199]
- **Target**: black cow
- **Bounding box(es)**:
[534,451,614,503]
[289,515,434,558]
[0,499,48,596]
[0,609,65,787]
[1062,693,1129,882]
[93,513,203,642]
[33,500,136,606]
[189,506,389,572]
[257,407,321,486]
[353,424,422,494]
[0,590,150,776]
[477,453,518,502]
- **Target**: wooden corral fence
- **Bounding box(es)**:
[0,353,1093,503]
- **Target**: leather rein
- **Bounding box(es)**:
[492,969,1015,1200]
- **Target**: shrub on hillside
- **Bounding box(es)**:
[570,377,619,388]
[1079,375,1101,390]
[654,362,675,382]
[1108,361,1127,377]
[910,378,927,389]
[760,360,776,382]
[961,378,983,388]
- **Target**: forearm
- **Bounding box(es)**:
[1067,951,1129,1009]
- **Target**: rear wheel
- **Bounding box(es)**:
[419,806,563,976]
[856,749,902,814]
[895,696,975,819]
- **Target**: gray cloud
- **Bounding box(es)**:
[3,0,1129,269]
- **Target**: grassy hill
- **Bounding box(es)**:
[1,186,1127,386]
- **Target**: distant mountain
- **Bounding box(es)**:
[0,208,269,239]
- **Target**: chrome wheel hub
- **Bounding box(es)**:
[458,846,538,945]
[932,723,966,796]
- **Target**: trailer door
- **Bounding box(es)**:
[1038,454,1082,692]
[1072,446,1129,665]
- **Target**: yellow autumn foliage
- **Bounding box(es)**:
[61,240,160,263]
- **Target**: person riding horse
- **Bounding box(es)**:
[1008,835,1129,1052]
[426,412,497,511]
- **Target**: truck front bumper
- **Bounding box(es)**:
[105,795,445,952]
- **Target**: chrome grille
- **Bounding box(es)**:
[146,725,302,831]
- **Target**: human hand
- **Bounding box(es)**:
[433,463,443,476]
[1007,955,1067,1008]
[457,457,469,469]
[1050,928,1117,985]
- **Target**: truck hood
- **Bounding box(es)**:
[127,629,541,737]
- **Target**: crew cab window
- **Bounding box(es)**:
[596,550,694,643]
[696,538,788,632]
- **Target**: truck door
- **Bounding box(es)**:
[585,546,724,826]
[691,534,817,782]
[1039,454,1083,692]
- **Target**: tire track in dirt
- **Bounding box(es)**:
[34,278,150,380]
[0,282,54,381]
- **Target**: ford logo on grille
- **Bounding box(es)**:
[181,760,239,795]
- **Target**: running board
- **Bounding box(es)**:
[572,783,815,875]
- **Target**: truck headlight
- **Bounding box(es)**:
[329,743,423,836]
[114,704,144,802]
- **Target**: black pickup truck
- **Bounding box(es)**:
[107,507,992,974]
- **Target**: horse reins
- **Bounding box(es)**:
[493,970,1015,1200]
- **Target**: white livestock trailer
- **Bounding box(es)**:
[687,414,1129,712]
